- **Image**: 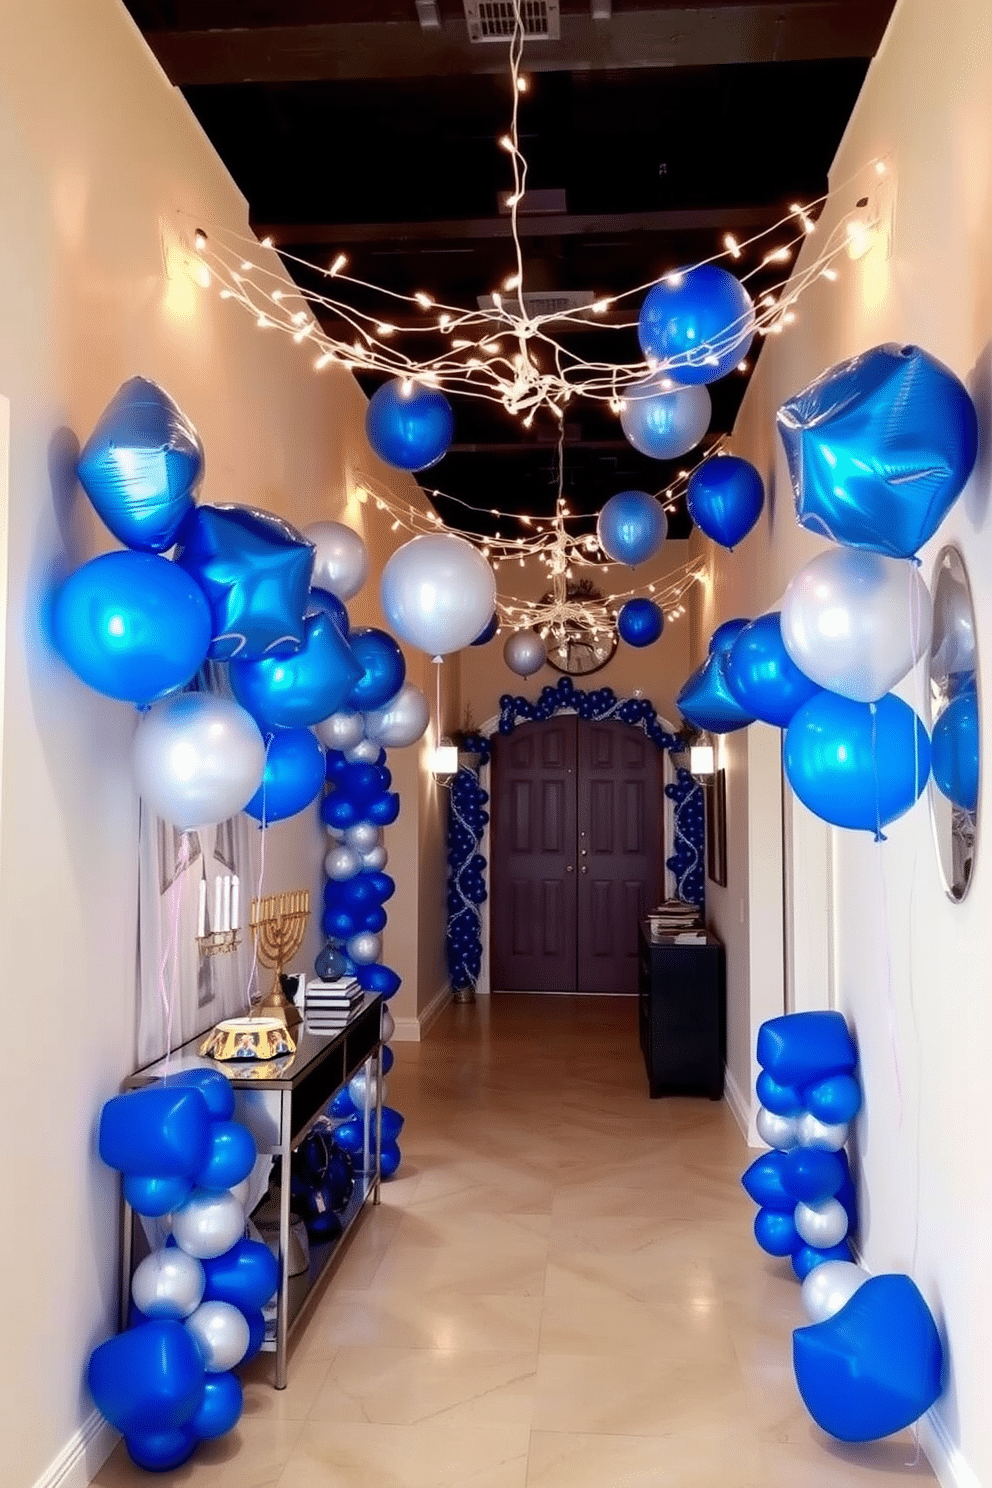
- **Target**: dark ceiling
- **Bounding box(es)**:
[125,0,894,538]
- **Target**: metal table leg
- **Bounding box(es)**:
[275,1089,292,1389]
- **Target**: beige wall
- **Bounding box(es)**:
[699,0,992,1478]
[0,3,448,1482]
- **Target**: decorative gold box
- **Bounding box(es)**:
[199,1017,296,1062]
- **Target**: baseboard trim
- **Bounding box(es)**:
[918,1408,981,1488]
[723,1061,751,1141]
[390,983,452,1042]
[32,1409,117,1488]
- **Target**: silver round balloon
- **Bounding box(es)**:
[345,821,383,853]
[348,1068,387,1111]
[361,845,388,871]
[325,843,362,881]
[184,1300,250,1372]
[132,694,266,831]
[504,629,547,678]
[620,377,712,460]
[304,520,369,601]
[171,1189,246,1260]
[797,1113,850,1151]
[794,1196,849,1249]
[131,1247,205,1319]
[755,1106,800,1151]
[801,1260,869,1324]
[347,930,383,965]
[364,682,431,748]
[314,709,366,753]
[346,739,384,764]
[381,1007,396,1041]
[381,533,497,655]
[781,549,933,703]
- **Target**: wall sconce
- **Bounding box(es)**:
[431,744,459,777]
[690,742,715,777]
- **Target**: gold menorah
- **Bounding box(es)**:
[249,889,310,1028]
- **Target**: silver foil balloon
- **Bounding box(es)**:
[304,520,369,601]
[348,1068,387,1111]
[346,739,384,764]
[184,1300,250,1372]
[781,550,932,703]
[801,1260,869,1324]
[381,533,497,655]
[381,1007,396,1041]
[504,629,547,678]
[361,845,388,871]
[755,1106,800,1151]
[325,844,362,881]
[132,694,266,831]
[794,1196,849,1249]
[314,709,366,753]
[171,1189,246,1261]
[797,1113,850,1151]
[345,821,383,853]
[131,1247,205,1319]
[364,682,431,748]
[347,931,383,965]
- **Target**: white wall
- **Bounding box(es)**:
[0,3,448,1482]
[699,0,992,1479]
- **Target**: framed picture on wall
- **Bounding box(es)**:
[706,769,727,887]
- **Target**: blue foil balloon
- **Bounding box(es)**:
[596,490,668,566]
[687,455,764,548]
[230,611,362,730]
[785,691,931,837]
[174,504,315,661]
[638,265,756,384]
[307,586,350,636]
[244,728,326,824]
[931,690,979,813]
[709,617,750,656]
[52,551,211,707]
[346,627,406,711]
[76,378,203,552]
[617,598,664,647]
[677,650,754,734]
[365,378,454,471]
[777,343,979,557]
[620,377,711,461]
[726,612,821,728]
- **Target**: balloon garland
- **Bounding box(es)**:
[445,733,493,995]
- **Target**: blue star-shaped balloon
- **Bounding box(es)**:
[777,343,978,558]
[677,650,754,734]
[174,504,315,661]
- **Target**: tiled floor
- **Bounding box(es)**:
[94,994,935,1487]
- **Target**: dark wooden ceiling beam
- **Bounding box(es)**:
[143,4,892,86]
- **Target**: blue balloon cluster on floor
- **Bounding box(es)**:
[90,1073,277,1471]
[445,732,493,995]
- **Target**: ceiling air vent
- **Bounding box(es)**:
[463,1,561,42]
[478,290,595,317]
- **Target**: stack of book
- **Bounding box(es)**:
[304,977,363,1033]
[646,901,706,944]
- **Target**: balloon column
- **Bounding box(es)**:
[88,1072,278,1471]
[445,733,493,996]
[741,1012,943,1443]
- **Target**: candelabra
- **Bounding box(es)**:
[249,889,310,1028]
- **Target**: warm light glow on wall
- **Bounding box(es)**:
[690,744,715,777]
[432,745,459,777]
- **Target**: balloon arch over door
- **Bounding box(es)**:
[444,675,706,996]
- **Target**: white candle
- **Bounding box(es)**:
[213,875,222,934]
[197,879,206,939]
[231,875,240,932]
[221,874,232,933]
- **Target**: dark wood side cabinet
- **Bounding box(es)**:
[638,925,726,1099]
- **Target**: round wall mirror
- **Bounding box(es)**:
[927,546,980,901]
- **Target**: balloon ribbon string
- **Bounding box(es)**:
[160,830,191,1080]
[246,736,272,1014]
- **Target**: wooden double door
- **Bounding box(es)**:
[491,715,663,994]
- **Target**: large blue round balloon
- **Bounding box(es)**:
[687,455,764,548]
[87,1320,205,1435]
[596,490,667,566]
[777,343,979,558]
[52,551,211,707]
[244,728,326,824]
[725,612,821,728]
[346,627,406,711]
[785,691,931,836]
[230,611,362,730]
[638,266,756,384]
[677,650,754,734]
[365,379,454,471]
[931,689,979,812]
[709,617,750,656]
[620,378,711,461]
[76,378,203,552]
[617,598,663,647]
[174,504,315,661]
[190,1371,243,1441]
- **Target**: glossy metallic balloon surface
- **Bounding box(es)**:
[381,1008,396,1041]
[381,533,496,656]
[347,1068,387,1112]
[325,844,362,881]
[781,550,932,703]
[131,1248,205,1319]
[314,710,366,753]
[345,822,383,853]
[801,1260,869,1324]
[347,931,383,965]
[596,490,667,567]
[132,694,266,831]
[304,520,369,601]
[794,1196,849,1249]
[504,629,547,678]
[171,1190,246,1261]
[797,1113,850,1151]
[364,682,431,748]
[620,377,711,461]
[755,1106,800,1151]
[361,845,388,871]
[677,650,754,734]
[638,266,755,384]
[346,738,385,764]
[184,1300,250,1372]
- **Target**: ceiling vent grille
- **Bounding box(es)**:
[463,2,560,42]
[478,290,594,317]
